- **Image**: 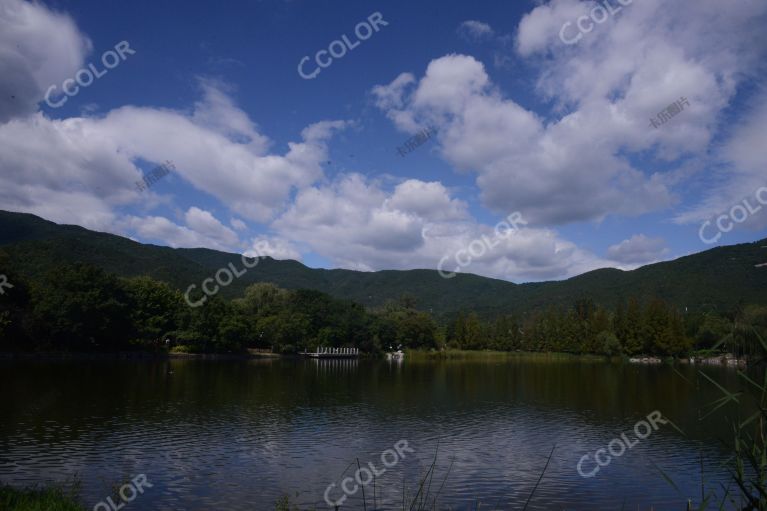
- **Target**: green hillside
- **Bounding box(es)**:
[1,210,765,317]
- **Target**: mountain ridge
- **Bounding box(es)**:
[1,209,765,318]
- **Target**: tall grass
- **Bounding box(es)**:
[662,322,767,510]
[0,485,84,511]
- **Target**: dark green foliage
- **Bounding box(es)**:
[0,260,760,357]
[123,276,186,343]
[0,210,763,357]
[28,264,133,351]
[0,249,31,350]
[0,267,439,354]
[445,297,699,357]
[0,484,83,511]
[2,211,766,322]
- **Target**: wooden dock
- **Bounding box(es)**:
[302,347,359,358]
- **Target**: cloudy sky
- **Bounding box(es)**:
[1,0,766,282]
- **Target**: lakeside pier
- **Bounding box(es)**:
[303,347,360,358]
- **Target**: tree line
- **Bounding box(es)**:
[446,299,765,357]
[0,262,436,354]
[0,260,764,357]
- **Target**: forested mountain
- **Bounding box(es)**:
[1,210,766,319]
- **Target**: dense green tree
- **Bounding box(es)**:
[621,298,644,355]
[0,261,752,358]
[0,250,31,350]
[123,276,185,344]
[29,264,132,350]
[598,331,622,356]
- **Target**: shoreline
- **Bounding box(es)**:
[0,350,282,361]
[0,348,749,366]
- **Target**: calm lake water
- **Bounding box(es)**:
[0,355,751,510]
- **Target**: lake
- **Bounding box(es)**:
[0,355,749,510]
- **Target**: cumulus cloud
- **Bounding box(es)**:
[373,54,673,225]
[457,20,495,41]
[0,4,344,230]
[674,88,767,234]
[230,218,248,231]
[118,210,241,252]
[0,0,90,123]
[184,207,239,247]
[95,100,341,223]
[3,0,764,284]
[387,180,468,221]
[272,173,609,281]
[373,0,767,227]
[607,234,669,265]
[248,236,302,261]
[0,82,345,232]
[191,78,270,151]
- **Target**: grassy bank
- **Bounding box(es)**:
[405,348,609,362]
[0,486,300,510]
[0,485,84,511]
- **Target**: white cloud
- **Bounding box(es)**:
[248,236,302,261]
[457,20,495,41]
[230,218,248,231]
[273,173,609,281]
[371,73,419,132]
[515,0,584,57]
[373,54,674,224]
[2,0,764,284]
[373,0,767,228]
[191,78,270,152]
[607,234,669,265]
[0,2,344,228]
[674,88,767,234]
[387,180,468,221]
[0,0,91,123]
[184,207,239,246]
[0,83,345,230]
[94,98,342,223]
[118,212,240,252]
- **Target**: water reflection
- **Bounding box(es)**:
[310,357,359,374]
[0,356,751,510]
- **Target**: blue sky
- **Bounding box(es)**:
[1,0,766,282]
